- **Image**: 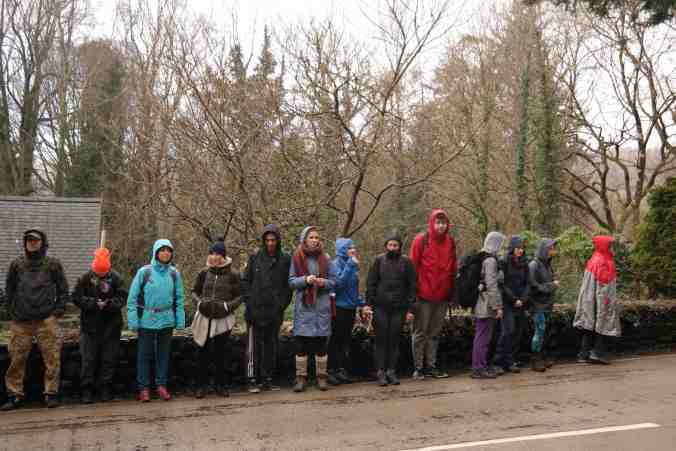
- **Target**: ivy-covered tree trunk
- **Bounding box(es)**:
[516,56,532,230]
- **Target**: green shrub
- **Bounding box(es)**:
[632,177,676,297]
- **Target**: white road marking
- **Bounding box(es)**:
[400,423,661,451]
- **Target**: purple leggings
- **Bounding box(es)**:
[472,318,496,371]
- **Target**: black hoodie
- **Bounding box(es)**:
[5,229,69,321]
[241,224,292,326]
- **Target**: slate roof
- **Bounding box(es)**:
[0,196,102,291]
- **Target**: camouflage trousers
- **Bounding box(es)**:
[5,316,62,397]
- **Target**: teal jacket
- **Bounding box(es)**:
[127,239,186,330]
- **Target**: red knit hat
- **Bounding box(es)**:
[92,248,111,275]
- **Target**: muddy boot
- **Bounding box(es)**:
[293,355,308,393]
[531,353,546,372]
[316,354,329,391]
[0,396,22,411]
[377,369,388,386]
[543,354,554,369]
[386,369,400,385]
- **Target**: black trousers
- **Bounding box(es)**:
[196,330,231,388]
[328,307,356,372]
[247,320,282,382]
[512,307,528,361]
[579,329,606,356]
[373,307,406,371]
[80,326,121,390]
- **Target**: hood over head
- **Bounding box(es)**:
[482,231,506,256]
[151,239,174,266]
[261,224,282,253]
[427,209,451,241]
[299,226,318,245]
[535,238,556,261]
[586,235,616,284]
[335,237,354,259]
[383,230,403,248]
[23,229,48,257]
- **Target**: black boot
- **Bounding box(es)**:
[377,370,388,386]
[589,334,610,364]
[100,385,114,402]
[578,330,593,363]
[0,396,22,411]
[81,389,94,404]
[531,353,546,372]
[45,394,59,408]
[386,369,400,385]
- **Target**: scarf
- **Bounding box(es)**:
[292,243,329,306]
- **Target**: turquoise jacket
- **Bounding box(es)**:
[127,239,186,330]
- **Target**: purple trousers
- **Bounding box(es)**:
[472,318,496,371]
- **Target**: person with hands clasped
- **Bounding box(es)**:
[190,240,242,398]
[127,239,186,402]
[528,238,560,372]
[72,248,128,404]
[471,232,506,379]
[289,226,337,392]
[327,238,365,386]
[365,231,417,387]
[492,235,530,373]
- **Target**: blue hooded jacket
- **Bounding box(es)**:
[127,239,186,330]
[333,238,365,310]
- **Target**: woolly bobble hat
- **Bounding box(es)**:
[92,248,112,275]
[209,241,227,257]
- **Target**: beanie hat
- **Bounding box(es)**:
[92,248,112,275]
[209,241,226,257]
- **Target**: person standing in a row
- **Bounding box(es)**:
[72,248,128,404]
[242,225,292,393]
[1,229,68,410]
[366,231,417,386]
[127,239,186,401]
[289,226,337,392]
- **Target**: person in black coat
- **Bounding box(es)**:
[72,248,128,404]
[241,224,292,392]
[365,231,416,386]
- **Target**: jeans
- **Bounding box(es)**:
[373,307,407,371]
[137,328,173,390]
[328,308,356,372]
[492,303,515,367]
[531,312,550,353]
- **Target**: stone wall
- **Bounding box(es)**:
[1,301,675,401]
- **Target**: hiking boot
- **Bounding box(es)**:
[336,368,354,384]
[293,376,306,393]
[490,365,505,376]
[45,394,59,408]
[412,369,425,381]
[427,367,449,379]
[327,372,342,386]
[0,396,22,411]
[577,352,591,364]
[247,381,261,394]
[544,357,554,369]
[157,386,172,401]
[100,386,114,402]
[386,369,400,385]
[138,388,151,402]
[471,369,497,379]
[81,389,94,404]
[215,386,230,397]
[531,354,546,372]
[195,387,205,399]
[589,352,610,365]
[262,379,280,391]
[506,363,521,374]
[377,370,388,386]
[317,376,329,391]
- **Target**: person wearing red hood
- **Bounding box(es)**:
[409,209,457,379]
[573,236,621,365]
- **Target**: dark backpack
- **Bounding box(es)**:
[136,265,178,324]
[454,251,492,309]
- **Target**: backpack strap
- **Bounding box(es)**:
[170,268,178,325]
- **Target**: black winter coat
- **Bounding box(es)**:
[72,270,127,334]
[192,265,242,319]
[242,250,292,326]
[6,256,69,321]
[499,255,530,307]
[366,254,417,311]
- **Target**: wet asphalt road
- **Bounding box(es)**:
[1,354,675,451]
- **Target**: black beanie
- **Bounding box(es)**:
[209,241,226,257]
